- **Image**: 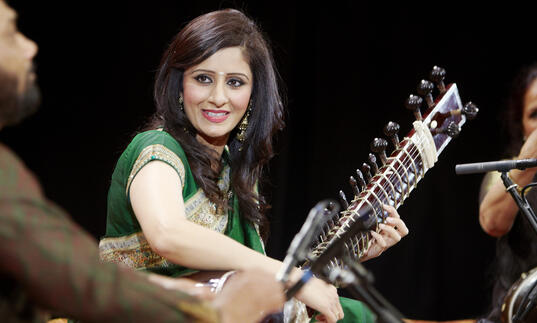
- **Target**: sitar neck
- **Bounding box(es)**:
[304,67,478,278]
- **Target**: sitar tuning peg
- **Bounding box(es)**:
[368,153,378,174]
[361,163,372,182]
[370,138,388,165]
[383,121,400,148]
[355,169,367,189]
[405,94,423,121]
[349,176,360,197]
[339,190,349,209]
[429,66,447,94]
[325,201,339,221]
[417,79,435,109]
[445,122,461,137]
[462,102,479,120]
[326,201,336,212]
[431,121,460,138]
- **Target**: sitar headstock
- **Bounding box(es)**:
[307,66,478,276]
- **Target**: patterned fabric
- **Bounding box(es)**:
[99,231,174,270]
[126,143,186,193]
[0,142,219,322]
[183,166,230,233]
[100,129,265,277]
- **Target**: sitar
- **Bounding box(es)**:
[299,65,478,282]
[192,66,479,323]
[277,66,478,322]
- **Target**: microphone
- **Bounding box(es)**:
[455,158,537,175]
[276,200,337,285]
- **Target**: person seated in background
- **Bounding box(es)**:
[0,1,284,322]
[478,63,537,322]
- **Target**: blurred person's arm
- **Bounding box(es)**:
[479,130,537,237]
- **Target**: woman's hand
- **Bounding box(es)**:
[213,270,285,323]
[360,204,409,262]
[295,276,343,323]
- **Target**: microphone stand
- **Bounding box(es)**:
[500,171,537,236]
[500,172,537,322]
[330,253,404,323]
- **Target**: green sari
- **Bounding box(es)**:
[99,129,374,322]
[99,129,264,277]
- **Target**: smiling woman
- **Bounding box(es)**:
[98,8,408,323]
[182,47,253,152]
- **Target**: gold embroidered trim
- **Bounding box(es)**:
[126,144,186,194]
[184,164,230,233]
[99,231,176,270]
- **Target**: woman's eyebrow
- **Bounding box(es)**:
[190,69,250,81]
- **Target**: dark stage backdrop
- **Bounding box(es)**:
[3,0,535,320]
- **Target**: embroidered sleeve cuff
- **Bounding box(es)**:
[126,144,186,195]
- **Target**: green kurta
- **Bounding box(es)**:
[99,129,374,323]
[99,129,264,277]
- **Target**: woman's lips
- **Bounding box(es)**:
[202,110,230,123]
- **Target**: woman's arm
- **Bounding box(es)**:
[130,160,282,272]
[479,129,537,237]
[130,160,343,323]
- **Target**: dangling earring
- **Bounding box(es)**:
[178,94,184,112]
[236,102,252,145]
[178,94,189,134]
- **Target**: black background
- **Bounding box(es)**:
[3,0,536,320]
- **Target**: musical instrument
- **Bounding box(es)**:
[501,266,537,323]
[186,66,478,323]
[303,66,478,279]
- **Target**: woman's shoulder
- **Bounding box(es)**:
[125,129,186,158]
[110,129,192,202]
[112,129,190,177]
[131,129,182,149]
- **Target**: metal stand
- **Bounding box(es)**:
[500,172,537,236]
[332,253,404,323]
[500,172,537,322]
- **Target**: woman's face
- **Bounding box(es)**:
[182,46,253,147]
[522,79,537,138]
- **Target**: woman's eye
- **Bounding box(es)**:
[195,75,212,84]
[227,78,244,88]
[529,109,537,119]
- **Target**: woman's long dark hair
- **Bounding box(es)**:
[149,9,285,241]
[483,63,537,322]
[504,63,537,157]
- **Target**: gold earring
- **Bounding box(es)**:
[236,103,252,144]
[178,94,184,112]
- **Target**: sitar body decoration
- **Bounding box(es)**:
[303,66,478,279]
